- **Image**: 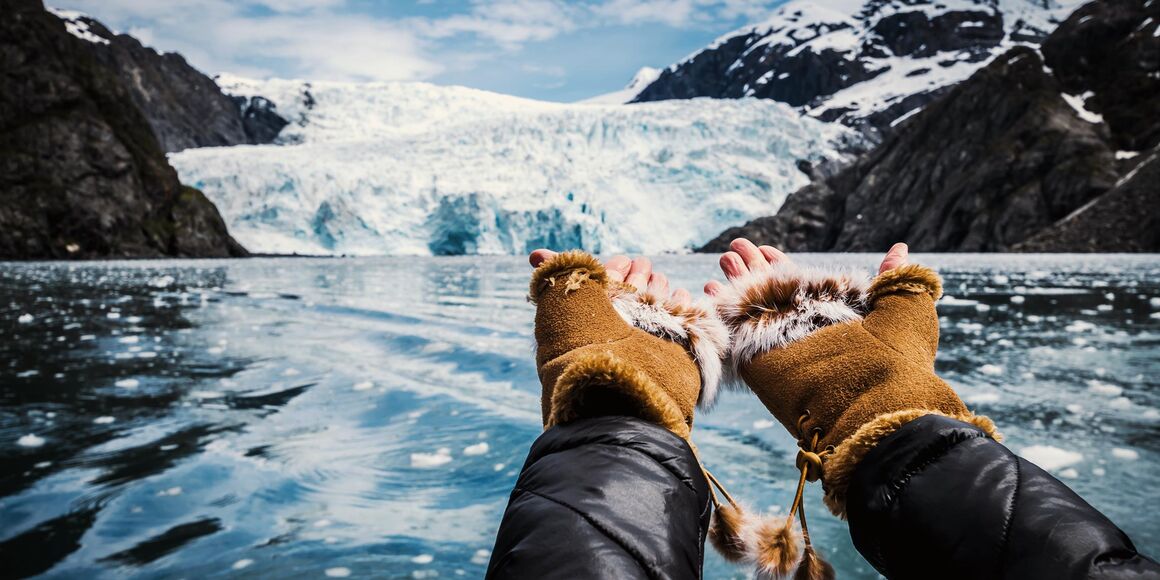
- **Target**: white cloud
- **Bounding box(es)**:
[52,0,784,84]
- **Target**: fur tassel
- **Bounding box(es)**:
[752,518,802,579]
[793,546,835,580]
[708,503,749,562]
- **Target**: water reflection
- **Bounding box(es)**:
[0,255,1157,579]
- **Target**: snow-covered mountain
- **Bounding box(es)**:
[630,0,1084,134]
[170,78,852,256]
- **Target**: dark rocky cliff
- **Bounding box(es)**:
[0,0,248,259]
[700,0,1159,253]
[631,0,1066,136]
[49,10,287,153]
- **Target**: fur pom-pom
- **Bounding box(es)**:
[752,518,802,580]
[708,503,749,562]
[609,289,730,408]
[869,263,943,302]
[714,263,871,373]
[528,250,607,302]
[793,546,835,580]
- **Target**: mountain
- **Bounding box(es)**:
[46,8,287,153]
[170,77,855,256]
[0,0,246,259]
[700,0,1159,253]
[630,0,1083,137]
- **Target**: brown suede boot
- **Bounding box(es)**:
[710,262,1000,579]
[530,251,729,438]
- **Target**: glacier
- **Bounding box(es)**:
[170,77,853,256]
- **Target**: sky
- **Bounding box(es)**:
[52,0,786,102]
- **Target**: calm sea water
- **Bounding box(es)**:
[2,255,1158,579]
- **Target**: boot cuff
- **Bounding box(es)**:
[715,263,871,370]
[821,409,1001,518]
[547,351,690,438]
[869,264,943,303]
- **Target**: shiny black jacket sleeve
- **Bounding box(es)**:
[486,416,711,580]
[846,414,1160,580]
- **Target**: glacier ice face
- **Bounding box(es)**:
[172,79,853,256]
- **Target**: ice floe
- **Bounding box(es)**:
[17,434,46,447]
[463,442,489,456]
[411,448,453,468]
[1020,445,1082,471]
[1110,448,1139,461]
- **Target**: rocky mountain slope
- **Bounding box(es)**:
[630,0,1082,137]
[47,9,287,153]
[0,0,247,259]
[700,0,1158,253]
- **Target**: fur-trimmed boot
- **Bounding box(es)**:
[530,251,729,437]
[712,262,1000,578]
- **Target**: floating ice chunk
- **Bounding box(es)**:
[325,567,351,578]
[1066,404,1084,414]
[1108,397,1133,410]
[353,381,374,391]
[191,390,224,399]
[1150,297,1160,308]
[991,275,1009,285]
[17,434,46,447]
[463,442,489,456]
[157,486,183,496]
[979,364,1003,376]
[232,559,254,570]
[1009,295,1025,304]
[17,313,33,324]
[940,296,980,306]
[207,346,225,355]
[107,312,121,320]
[493,463,506,471]
[965,392,1000,404]
[118,335,139,344]
[314,519,331,527]
[1021,445,1082,471]
[1065,320,1096,333]
[1092,467,1106,476]
[115,378,140,389]
[1111,448,1139,461]
[93,416,115,424]
[1086,380,1122,396]
[753,419,776,429]
[282,368,300,376]
[1150,312,1160,320]
[1058,468,1079,479]
[975,303,991,312]
[412,554,434,564]
[160,444,178,451]
[35,461,52,468]
[16,370,39,378]
[80,334,96,341]
[411,448,452,468]
[470,549,490,565]
[1096,304,1113,312]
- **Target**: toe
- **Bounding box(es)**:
[671,288,692,307]
[704,280,724,296]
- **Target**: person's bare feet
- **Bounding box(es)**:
[528,249,692,307]
[703,238,910,296]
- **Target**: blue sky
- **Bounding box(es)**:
[55,0,785,102]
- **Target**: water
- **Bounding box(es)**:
[2,254,1158,579]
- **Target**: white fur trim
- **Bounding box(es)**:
[610,290,730,409]
[715,263,871,378]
